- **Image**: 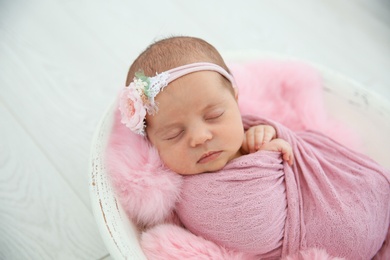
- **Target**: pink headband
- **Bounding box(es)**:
[119,62,235,136]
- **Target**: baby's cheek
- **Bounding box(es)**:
[159,148,188,173]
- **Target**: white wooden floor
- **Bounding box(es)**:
[1,0,389,259]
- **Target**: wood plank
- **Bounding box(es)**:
[58,0,208,62]
[100,254,113,260]
[0,104,107,259]
[0,0,125,207]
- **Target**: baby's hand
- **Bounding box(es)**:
[261,138,294,166]
[241,125,276,154]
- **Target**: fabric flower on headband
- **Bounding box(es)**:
[119,71,169,136]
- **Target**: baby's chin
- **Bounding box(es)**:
[174,166,207,176]
[175,162,228,176]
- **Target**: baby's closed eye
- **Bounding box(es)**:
[205,109,224,121]
[163,129,184,140]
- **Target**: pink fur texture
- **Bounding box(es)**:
[284,248,345,260]
[141,224,253,260]
[230,60,360,149]
[105,59,361,259]
[232,60,327,130]
[106,111,182,227]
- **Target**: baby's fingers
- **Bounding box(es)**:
[241,135,249,154]
[244,129,258,153]
[243,125,277,154]
[254,126,275,149]
[281,144,294,166]
[283,151,294,166]
[252,127,265,151]
[261,125,276,143]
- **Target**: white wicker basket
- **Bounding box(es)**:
[89,52,390,259]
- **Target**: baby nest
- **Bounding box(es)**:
[89,52,390,259]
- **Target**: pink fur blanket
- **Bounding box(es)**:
[105,60,390,259]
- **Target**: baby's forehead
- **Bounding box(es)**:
[162,71,231,98]
[156,90,232,123]
[120,62,235,136]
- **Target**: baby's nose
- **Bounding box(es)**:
[189,126,212,147]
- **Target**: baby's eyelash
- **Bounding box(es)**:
[165,130,184,140]
[206,111,224,120]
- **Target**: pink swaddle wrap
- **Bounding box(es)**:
[176,115,390,259]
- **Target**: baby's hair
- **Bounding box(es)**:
[126,36,230,86]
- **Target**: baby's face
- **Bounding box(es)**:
[146,71,244,175]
